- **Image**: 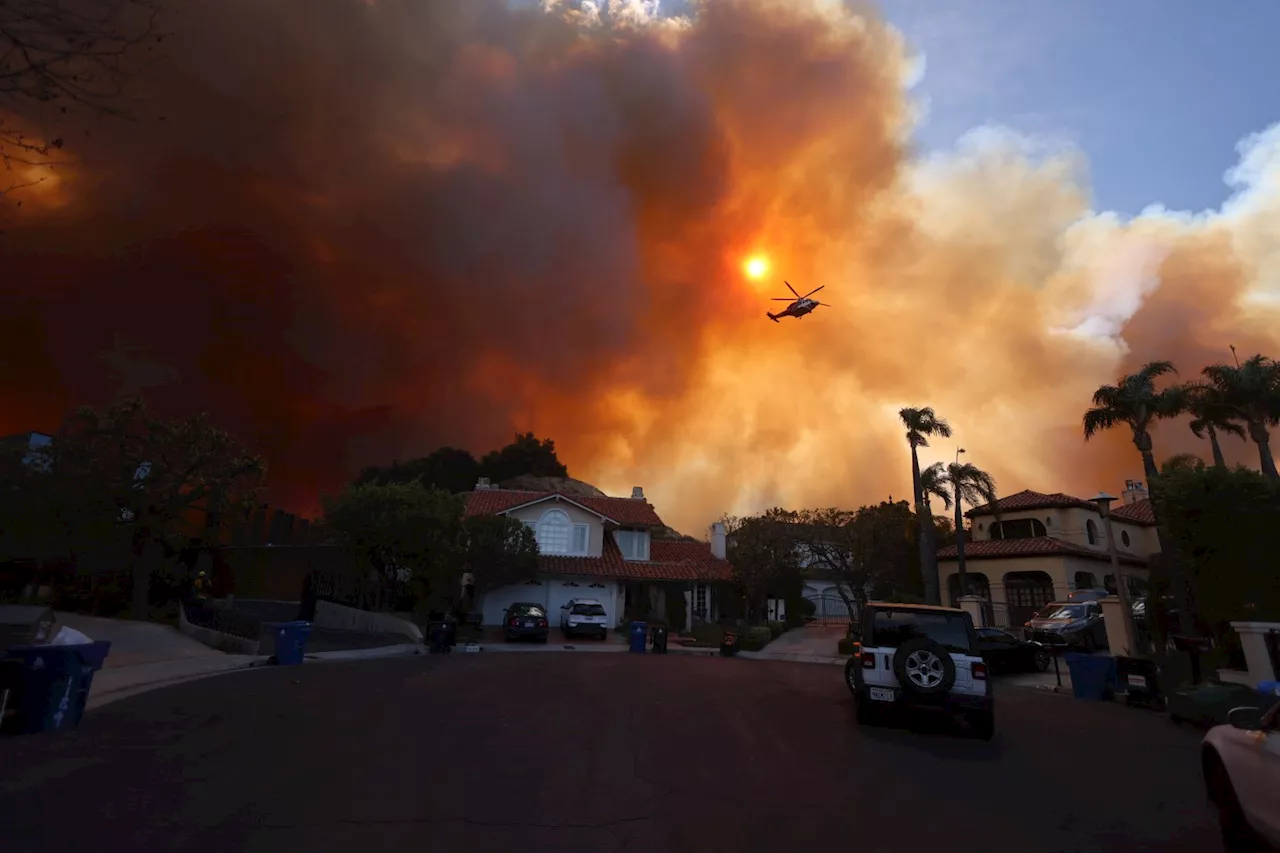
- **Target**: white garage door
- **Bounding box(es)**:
[481,580,548,626]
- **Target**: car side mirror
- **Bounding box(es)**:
[1227,706,1264,731]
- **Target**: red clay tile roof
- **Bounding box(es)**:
[937,536,1147,567]
[1110,498,1156,526]
[536,536,733,582]
[966,489,1097,517]
[462,489,665,527]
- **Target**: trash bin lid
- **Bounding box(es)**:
[0,605,58,654]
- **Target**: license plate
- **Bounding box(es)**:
[463,643,480,653]
[1126,674,1147,689]
[524,620,536,627]
[869,687,895,702]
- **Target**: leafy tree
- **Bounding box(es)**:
[1158,464,1280,629]
[2,0,163,198]
[1182,382,1246,470]
[1201,353,1280,481]
[722,508,800,620]
[922,461,999,598]
[479,432,568,483]
[356,446,480,494]
[898,406,952,605]
[322,480,464,608]
[460,513,539,595]
[44,397,263,617]
[1161,453,1205,475]
[794,502,916,611]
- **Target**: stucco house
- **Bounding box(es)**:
[936,480,1156,627]
[463,479,734,632]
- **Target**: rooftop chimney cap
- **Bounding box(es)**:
[631,486,644,500]
[476,477,491,490]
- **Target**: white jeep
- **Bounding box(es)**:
[844,601,994,740]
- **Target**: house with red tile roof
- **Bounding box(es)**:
[936,480,1158,628]
[463,478,734,631]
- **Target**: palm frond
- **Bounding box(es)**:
[1137,360,1178,383]
[1082,407,1119,440]
[919,462,952,509]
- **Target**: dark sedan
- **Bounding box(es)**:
[503,603,550,643]
[976,627,1051,675]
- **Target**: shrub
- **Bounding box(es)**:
[739,634,769,652]
[747,625,772,643]
[836,637,858,657]
[692,623,723,644]
[765,620,786,639]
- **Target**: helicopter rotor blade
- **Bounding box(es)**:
[816,302,832,307]
[801,285,825,298]
[771,298,795,301]
[784,281,800,298]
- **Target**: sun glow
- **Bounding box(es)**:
[743,255,768,279]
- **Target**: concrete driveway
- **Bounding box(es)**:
[55,612,224,668]
[0,654,1220,853]
[757,624,846,657]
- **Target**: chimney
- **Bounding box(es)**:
[476,477,491,491]
[1122,480,1147,505]
[631,486,645,500]
[710,522,727,560]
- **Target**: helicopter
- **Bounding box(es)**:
[767,281,830,322]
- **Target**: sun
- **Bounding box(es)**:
[743,256,768,280]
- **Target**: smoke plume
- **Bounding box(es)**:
[2,0,1277,532]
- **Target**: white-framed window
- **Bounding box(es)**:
[572,524,589,554]
[615,529,650,561]
[535,509,589,555]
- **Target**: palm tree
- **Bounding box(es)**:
[1082,361,1186,484]
[899,407,952,605]
[1182,382,1246,470]
[921,461,1000,602]
[1202,354,1280,481]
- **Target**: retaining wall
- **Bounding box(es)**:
[178,602,261,655]
[313,600,423,643]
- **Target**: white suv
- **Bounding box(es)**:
[844,601,993,740]
[560,598,609,639]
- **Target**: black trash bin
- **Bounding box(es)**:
[720,631,739,657]
[427,620,458,653]
[1116,655,1165,709]
[650,626,669,654]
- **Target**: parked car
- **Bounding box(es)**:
[843,601,993,740]
[503,603,549,643]
[975,627,1051,674]
[1201,699,1280,851]
[560,598,609,639]
[1026,600,1108,652]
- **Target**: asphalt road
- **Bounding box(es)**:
[0,654,1222,853]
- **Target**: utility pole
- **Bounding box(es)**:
[1092,492,1140,656]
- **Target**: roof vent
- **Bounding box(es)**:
[631,486,644,500]
[476,477,491,491]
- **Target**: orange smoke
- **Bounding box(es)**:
[1,0,1277,531]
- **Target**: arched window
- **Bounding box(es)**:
[1121,530,1131,547]
[989,518,1046,540]
[1086,519,1098,545]
[536,509,571,554]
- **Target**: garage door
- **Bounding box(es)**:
[547,580,590,628]
[481,580,547,626]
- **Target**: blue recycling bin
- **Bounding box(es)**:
[629,621,648,653]
[1064,652,1117,701]
[1258,680,1280,698]
[273,621,312,666]
[2,641,112,735]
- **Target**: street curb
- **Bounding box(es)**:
[87,663,260,710]
[300,643,424,663]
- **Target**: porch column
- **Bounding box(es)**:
[684,585,693,633]
[957,595,986,628]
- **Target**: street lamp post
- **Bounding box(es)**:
[1091,491,1140,656]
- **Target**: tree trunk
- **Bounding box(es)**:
[1207,426,1227,470]
[132,537,163,620]
[1248,421,1279,480]
[953,482,966,603]
[911,445,940,605]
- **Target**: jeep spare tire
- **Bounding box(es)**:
[892,637,955,695]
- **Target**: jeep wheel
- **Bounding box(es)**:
[844,658,860,697]
[968,710,994,741]
[891,637,956,696]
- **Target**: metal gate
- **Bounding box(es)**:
[803,593,852,625]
